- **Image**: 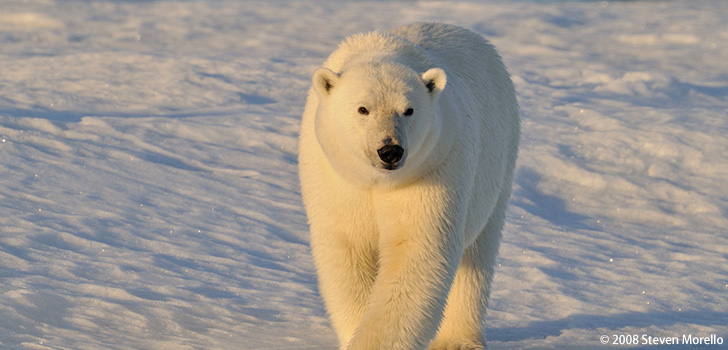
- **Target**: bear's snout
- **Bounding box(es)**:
[377,144,404,170]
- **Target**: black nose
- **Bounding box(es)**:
[377,144,404,165]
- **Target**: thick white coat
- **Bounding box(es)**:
[299,23,520,350]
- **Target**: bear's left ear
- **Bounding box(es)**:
[312,67,340,97]
[421,68,447,97]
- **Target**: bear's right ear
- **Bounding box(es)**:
[421,68,447,98]
[312,67,339,97]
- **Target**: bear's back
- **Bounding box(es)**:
[389,23,509,92]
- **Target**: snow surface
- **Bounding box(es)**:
[1,1,726,349]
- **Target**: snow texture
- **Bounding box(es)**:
[0,1,726,349]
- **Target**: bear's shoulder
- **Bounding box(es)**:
[323,29,431,73]
[389,23,472,44]
[390,23,493,56]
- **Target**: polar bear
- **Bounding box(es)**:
[298,23,519,350]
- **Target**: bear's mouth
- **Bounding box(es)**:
[376,156,405,171]
[370,157,405,171]
[381,162,399,171]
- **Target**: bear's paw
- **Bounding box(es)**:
[428,339,485,350]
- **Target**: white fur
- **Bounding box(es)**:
[299,23,520,350]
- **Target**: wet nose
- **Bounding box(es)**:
[377,144,404,166]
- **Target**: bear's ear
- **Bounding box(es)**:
[421,68,447,97]
[312,67,339,97]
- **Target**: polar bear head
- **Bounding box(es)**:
[311,62,447,185]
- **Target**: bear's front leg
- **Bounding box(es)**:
[310,217,379,348]
[346,185,464,350]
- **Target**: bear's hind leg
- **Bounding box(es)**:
[428,239,490,350]
[429,198,507,350]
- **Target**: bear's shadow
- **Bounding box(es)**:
[512,166,592,231]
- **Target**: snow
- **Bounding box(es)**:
[0,0,726,349]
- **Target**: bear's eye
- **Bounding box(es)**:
[403,108,414,116]
[358,106,369,115]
